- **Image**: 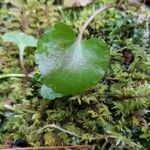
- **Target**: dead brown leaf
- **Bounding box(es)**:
[63,0,93,7]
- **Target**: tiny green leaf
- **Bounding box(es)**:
[40,85,63,100]
[2,31,37,76]
[35,23,110,95]
[2,31,37,51]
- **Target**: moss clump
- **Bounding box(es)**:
[0,0,150,149]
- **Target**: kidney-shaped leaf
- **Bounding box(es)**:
[35,23,110,95]
[2,31,37,51]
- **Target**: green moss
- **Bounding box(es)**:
[0,0,150,149]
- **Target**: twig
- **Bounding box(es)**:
[146,15,150,47]
[3,104,35,114]
[35,124,111,141]
[116,94,150,101]
[0,73,33,79]
[2,145,93,150]
[101,141,108,150]
[3,104,14,111]
[20,8,28,32]
[36,124,80,138]
[45,1,50,25]
[77,4,120,42]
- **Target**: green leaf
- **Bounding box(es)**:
[35,23,110,95]
[2,31,37,51]
[40,85,63,100]
[2,31,37,73]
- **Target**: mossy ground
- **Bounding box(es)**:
[0,0,150,149]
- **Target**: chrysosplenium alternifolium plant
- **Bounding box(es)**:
[35,23,110,95]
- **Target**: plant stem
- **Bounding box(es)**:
[35,124,110,141]
[36,123,80,138]
[77,4,119,42]
[0,74,33,79]
[20,47,28,78]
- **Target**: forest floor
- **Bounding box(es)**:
[0,0,150,149]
